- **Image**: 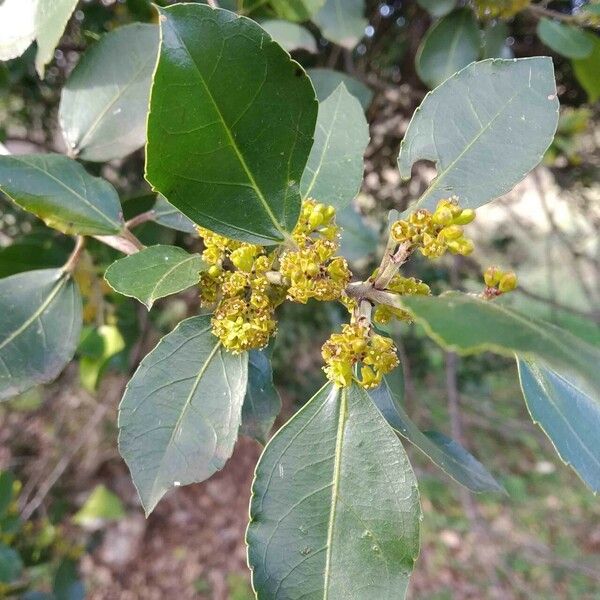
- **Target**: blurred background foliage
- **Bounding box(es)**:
[0,0,599,598]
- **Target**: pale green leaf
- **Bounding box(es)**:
[337,205,378,262]
[308,67,373,109]
[518,359,600,493]
[370,376,505,493]
[60,23,159,162]
[247,383,421,599]
[313,0,367,49]
[104,245,205,309]
[416,9,480,89]
[0,154,123,236]
[240,349,281,445]
[73,484,126,527]
[118,316,248,514]
[300,84,369,209]
[399,58,559,211]
[536,18,593,59]
[416,0,457,17]
[271,0,325,21]
[260,20,317,53]
[145,4,318,244]
[573,34,600,103]
[153,196,197,234]
[0,269,82,400]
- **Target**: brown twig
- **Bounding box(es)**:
[61,235,86,273]
[527,4,579,23]
[125,210,156,229]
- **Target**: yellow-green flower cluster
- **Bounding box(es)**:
[197,227,282,353]
[473,0,530,19]
[484,266,518,293]
[280,199,351,303]
[391,197,475,258]
[321,322,399,389]
[373,275,431,325]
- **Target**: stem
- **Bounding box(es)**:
[125,210,156,229]
[527,4,578,23]
[93,232,143,255]
[62,236,85,273]
[373,242,412,290]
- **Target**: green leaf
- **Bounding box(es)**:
[337,205,378,263]
[260,20,317,53]
[153,196,197,234]
[518,359,600,493]
[0,269,82,401]
[78,324,125,392]
[0,0,78,78]
[240,349,281,445]
[300,84,369,210]
[416,0,457,17]
[146,4,318,244]
[59,23,159,162]
[313,0,367,50]
[399,58,559,211]
[0,543,22,584]
[73,484,126,527]
[0,472,15,519]
[118,316,248,515]
[0,154,123,235]
[415,9,480,89]
[270,0,325,22]
[370,377,504,493]
[573,34,600,103]
[308,68,373,110]
[53,558,84,600]
[398,292,600,399]
[536,18,593,59]
[247,383,421,599]
[481,22,512,59]
[104,245,205,309]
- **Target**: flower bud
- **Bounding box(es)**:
[440,225,463,240]
[484,266,501,288]
[432,207,453,226]
[454,208,475,225]
[498,272,517,292]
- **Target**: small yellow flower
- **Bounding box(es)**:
[483,266,518,297]
[321,322,399,389]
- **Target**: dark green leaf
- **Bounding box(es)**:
[53,558,85,600]
[59,23,159,161]
[240,349,282,445]
[308,68,373,109]
[518,359,600,493]
[247,383,421,599]
[481,22,512,59]
[536,18,593,59]
[0,155,123,235]
[399,58,559,211]
[313,0,367,49]
[118,316,248,514]
[0,472,14,518]
[0,237,71,278]
[300,84,369,209]
[146,4,318,244]
[153,196,197,234]
[271,0,325,21]
[416,9,480,89]
[0,269,82,401]
[399,293,600,399]
[573,34,600,103]
[0,543,22,584]
[370,376,504,493]
[104,245,205,309]
[416,0,457,17]
[260,20,317,53]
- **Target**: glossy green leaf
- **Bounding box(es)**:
[146,4,318,244]
[118,316,248,514]
[260,20,317,53]
[240,349,282,445]
[308,68,373,110]
[59,23,159,162]
[0,0,78,77]
[518,359,600,493]
[104,245,205,309]
[73,484,126,527]
[536,18,593,59]
[573,34,600,103]
[0,543,22,584]
[0,154,123,235]
[416,0,457,17]
[0,269,82,400]
[399,58,559,211]
[337,205,378,262]
[300,84,369,209]
[153,196,197,234]
[313,0,367,49]
[247,383,421,599]
[399,292,600,399]
[370,376,504,493]
[271,0,325,21]
[416,9,480,89]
